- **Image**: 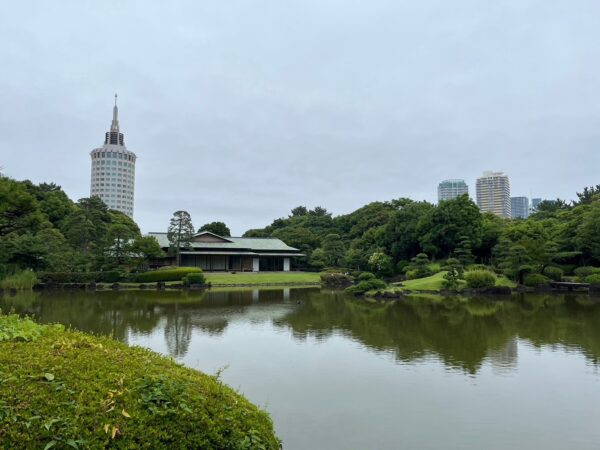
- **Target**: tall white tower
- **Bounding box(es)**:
[90,95,137,217]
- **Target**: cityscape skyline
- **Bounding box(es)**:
[2,2,598,235]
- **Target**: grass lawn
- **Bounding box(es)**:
[397,271,517,291]
[205,271,321,286]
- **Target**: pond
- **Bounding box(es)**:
[2,288,600,450]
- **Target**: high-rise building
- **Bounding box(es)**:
[531,198,542,212]
[90,95,137,217]
[511,196,529,219]
[476,171,511,218]
[437,179,469,203]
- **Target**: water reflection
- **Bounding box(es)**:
[1,289,599,373]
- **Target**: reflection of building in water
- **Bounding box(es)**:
[487,338,518,374]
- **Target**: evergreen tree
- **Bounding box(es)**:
[167,211,195,266]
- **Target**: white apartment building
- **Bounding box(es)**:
[476,171,511,218]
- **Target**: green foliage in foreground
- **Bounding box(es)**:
[0,314,279,449]
[0,270,38,290]
[135,267,203,283]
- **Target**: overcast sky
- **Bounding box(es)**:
[1,1,599,235]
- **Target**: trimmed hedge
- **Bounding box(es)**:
[574,266,600,281]
[182,273,207,286]
[585,274,600,285]
[523,273,551,287]
[543,266,563,282]
[465,270,496,289]
[0,314,279,449]
[357,272,376,281]
[40,271,123,284]
[345,278,387,295]
[135,267,203,283]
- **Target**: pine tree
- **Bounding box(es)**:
[167,211,194,266]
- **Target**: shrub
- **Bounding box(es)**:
[135,267,203,283]
[465,270,496,289]
[523,273,550,287]
[182,273,207,286]
[345,278,387,295]
[574,266,600,281]
[0,270,38,290]
[320,272,353,288]
[40,271,123,284]
[585,274,600,285]
[357,272,376,281]
[0,314,280,448]
[543,266,563,282]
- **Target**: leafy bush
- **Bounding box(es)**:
[345,278,387,295]
[135,267,203,283]
[543,266,563,282]
[465,270,496,289]
[585,274,600,285]
[182,273,207,286]
[40,271,123,284]
[523,273,551,287]
[574,266,600,281]
[0,270,38,290]
[357,272,376,281]
[320,272,353,288]
[0,314,63,342]
[0,314,280,448]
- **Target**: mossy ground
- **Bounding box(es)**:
[0,315,279,449]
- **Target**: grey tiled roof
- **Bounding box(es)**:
[148,232,300,252]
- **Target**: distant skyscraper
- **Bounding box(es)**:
[437,179,469,203]
[511,196,529,219]
[531,198,542,212]
[476,171,511,218]
[90,95,137,217]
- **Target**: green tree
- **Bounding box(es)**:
[321,234,346,267]
[167,211,195,266]
[309,248,327,269]
[405,253,432,279]
[290,206,308,217]
[383,200,433,262]
[106,223,137,267]
[442,258,464,290]
[131,235,165,270]
[368,251,393,277]
[453,235,474,266]
[198,221,231,237]
[418,195,482,258]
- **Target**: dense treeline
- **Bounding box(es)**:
[0,175,163,279]
[244,185,600,280]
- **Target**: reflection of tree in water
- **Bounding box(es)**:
[275,292,600,374]
[1,288,301,355]
[164,304,193,358]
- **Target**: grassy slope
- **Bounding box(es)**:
[204,271,321,285]
[398,271,516,291]
[0,314,279,449]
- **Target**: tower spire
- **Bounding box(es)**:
[111,93,119,132]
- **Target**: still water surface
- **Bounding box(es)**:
[2,288,600,450]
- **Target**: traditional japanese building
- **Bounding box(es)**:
[148,231,304,272]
